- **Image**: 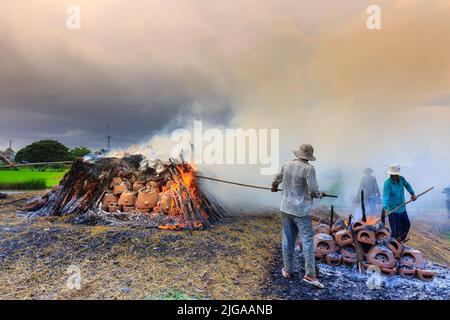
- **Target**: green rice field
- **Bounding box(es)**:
[0,169,67,190]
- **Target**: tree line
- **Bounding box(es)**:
[14,140,92,163]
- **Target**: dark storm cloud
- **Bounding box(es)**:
[0,31,232,150]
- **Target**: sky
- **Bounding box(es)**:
[1,0,449,208]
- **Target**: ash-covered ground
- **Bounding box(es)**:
[262,250,450,300]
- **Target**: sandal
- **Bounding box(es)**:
[303,275,325,289]
[281,268,292,278]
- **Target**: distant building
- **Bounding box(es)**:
[0,147,15,164]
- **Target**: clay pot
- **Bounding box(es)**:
[366,245,396,269]
[109,177,123,189]
[335,229,353,247]
[351,221,366,232]
[341,244,357,259]
[159,191,173,214]
[331,219,346,234]
[118,192,136,207]
[326,253,342,267]
[416,269,436,282]
[313,233,336,255]
[399,247,424,267]
[314,223,331,235]
[122,206,135,213]
[107,203,119,213]
[387,238,403,258]
[136,190,159,211]
[102,193,118,206]
[357,229,376,246]
[380,266,397,276]
[376,228,391,241]
[314,251,324,263]
[113,183,128,196]
[133,182,146,192]
[342,256,357,266]
[398,265,416,279]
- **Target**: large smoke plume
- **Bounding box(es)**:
[1,0,449,211]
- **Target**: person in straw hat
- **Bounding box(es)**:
[355,168,381,218]
[382,164,417,242]
[272,144,325,289]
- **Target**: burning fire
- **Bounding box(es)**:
[157,163,208,230]
[365,216,379,225]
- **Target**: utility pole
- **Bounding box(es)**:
[106,124,111,150]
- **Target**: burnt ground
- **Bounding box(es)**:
[0,192,449,300]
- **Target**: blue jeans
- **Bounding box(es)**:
[388,211,410,242]
[281,212,316,278]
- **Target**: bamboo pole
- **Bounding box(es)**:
[375,187,434,223]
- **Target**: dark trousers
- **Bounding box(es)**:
[388,211,410,242]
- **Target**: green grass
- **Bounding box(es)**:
[0,169,67,189]
[147,289,196,300]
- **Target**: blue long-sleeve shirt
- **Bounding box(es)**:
[382,176,415,213]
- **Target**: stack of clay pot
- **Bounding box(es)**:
[101,174,162,214]
[310,218,436,281]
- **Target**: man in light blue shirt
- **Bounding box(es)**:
[382,164,417,242]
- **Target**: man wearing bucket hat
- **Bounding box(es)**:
[382,164,417,242]
[272,144,325,289]
[442,185,450,218]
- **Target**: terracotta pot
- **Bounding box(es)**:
[136,190,159,210]
[399,247,424,267]
[109,177,123,189]
[313,233,336,255]
[107,203,119,213]
[398,265,416,279]
[416,268,436,282]
[335,229,353,247]
[341,244,357,259]
[122,206,135,213]
[380,266,397,276]
[387,238,403,258]
[342,256,357,266]
[376,228,391,241]
[113,183,128,195]
[118,192,136,206]
[102,193,119,206]
[314,223,331,235]
[326,253,342,267]
[357,229,376,246]
[331,219,346,234]
[351,221,366,232]
[366,245,396,269]
[158,191,173,214]
[133,182,146,192]
[314,251,324,263]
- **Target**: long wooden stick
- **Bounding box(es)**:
[376,187,434,223]
[195,174,338,198]
[0,161,73,168]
